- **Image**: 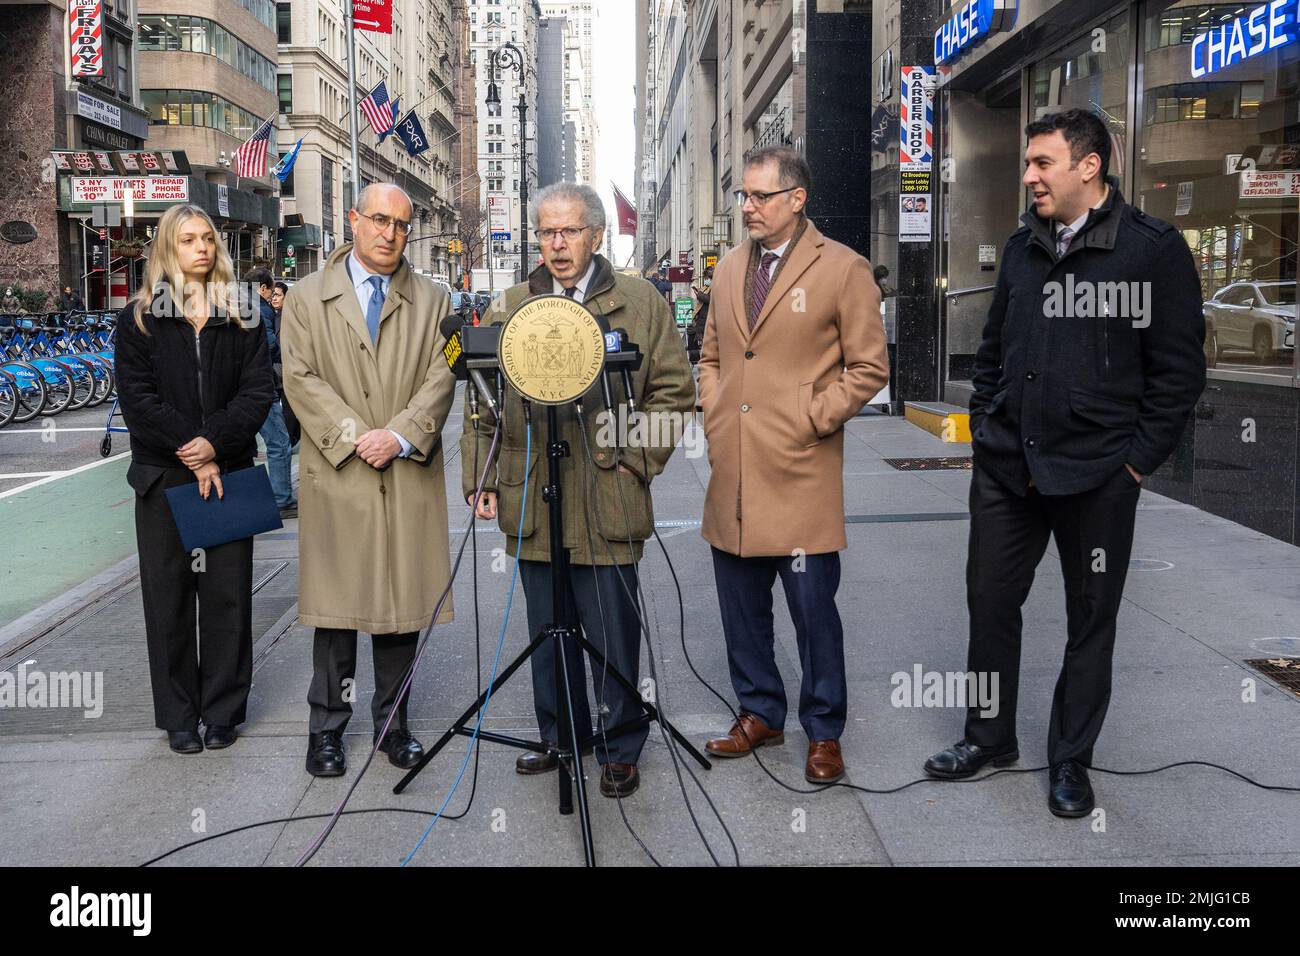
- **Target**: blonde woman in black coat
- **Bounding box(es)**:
[114,203,274,754]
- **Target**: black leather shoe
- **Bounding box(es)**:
[203,725,237,749]
[599,762,640,798]
[923,739,1020,779]
[306,730,346,777]
[1049,759,1095,818]
[517,743,558,774]
[374,727,424,770]
[168,730,203,754]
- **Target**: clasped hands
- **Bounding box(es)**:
[177,436,222,500]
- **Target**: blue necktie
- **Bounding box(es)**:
[365,275,385,343]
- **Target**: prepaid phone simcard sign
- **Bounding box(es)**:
[70,177,190,205]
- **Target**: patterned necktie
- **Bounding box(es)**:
[365,275,385,342]
[748,252,779,330]
[1055,226,1075,259]
[562,285,578,301]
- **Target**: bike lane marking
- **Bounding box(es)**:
[0,450,128,500]
[0,452,136,628]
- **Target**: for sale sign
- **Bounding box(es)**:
[69,0,104,78]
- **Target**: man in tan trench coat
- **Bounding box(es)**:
[699,147,888,784]
[282,183,457,778]
[462,182,694,798]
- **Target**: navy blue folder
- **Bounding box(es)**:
[164,465,284,552]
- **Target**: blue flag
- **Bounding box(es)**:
[273,137,304,182]
[394,110,430,158]
[377,98,401,143]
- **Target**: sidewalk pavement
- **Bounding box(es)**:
[1,391,1298,866]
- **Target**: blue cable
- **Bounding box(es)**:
[401,420,530,867]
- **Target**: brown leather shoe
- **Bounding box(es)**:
[705,712,784,757]
[805,739,845,784]
[599,762,640,797]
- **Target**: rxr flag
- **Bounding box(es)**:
[394,111,430,158]
[68,0,104,78]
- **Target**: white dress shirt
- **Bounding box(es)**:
[347,251,412,458]
[552,257,598,303]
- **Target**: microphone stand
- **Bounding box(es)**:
[394,341,709,867]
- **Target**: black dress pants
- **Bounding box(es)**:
[133,463,254,732]
[307,628,419,734]
[519,559,647,766]
[964,462,1141,765]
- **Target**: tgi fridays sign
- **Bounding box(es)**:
[71,177,190,204]
[68,0,104,78]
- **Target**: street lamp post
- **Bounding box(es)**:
[486,42,527,283]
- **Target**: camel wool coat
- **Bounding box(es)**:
[281,244,457,633]
[699,219,888,557]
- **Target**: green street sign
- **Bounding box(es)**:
[284,257,296,267]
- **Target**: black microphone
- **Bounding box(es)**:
[609,327,643,412]
[440,314,498,416]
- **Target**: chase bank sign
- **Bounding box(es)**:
[934,0,1017,66]
[1190,0,1298,78]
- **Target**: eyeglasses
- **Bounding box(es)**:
[733,187,799,207]
[357,211,413,236]
[535,226,591,242]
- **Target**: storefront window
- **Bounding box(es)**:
[1031,11,1132,194]
[1138,0,1299,385]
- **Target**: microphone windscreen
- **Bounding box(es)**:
[439,316,466,379]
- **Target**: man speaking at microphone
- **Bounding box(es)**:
[460,182,694,798]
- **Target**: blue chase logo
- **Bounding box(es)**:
[934,0,1018,66]
[1190,1,1298,78]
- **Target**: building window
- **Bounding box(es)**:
[277,2,291,43]
[321,156,334,231]
[278,73,293,113]
[141,89,279,153]
[139,15,277,92]
[1138,0,1299,385]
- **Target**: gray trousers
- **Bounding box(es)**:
[307,627,418,734]
[519,559,647,766]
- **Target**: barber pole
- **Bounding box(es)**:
[68,0,104,78]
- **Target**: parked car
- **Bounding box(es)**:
[1203,280,1297,367]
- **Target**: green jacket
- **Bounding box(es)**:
[459,254,695,565]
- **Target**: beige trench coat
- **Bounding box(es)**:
[698,219,889,557]
[282,244,457,632]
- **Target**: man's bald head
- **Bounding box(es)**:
[356,182,414,220]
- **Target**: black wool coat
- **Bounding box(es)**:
[970,179,1207,496]
[114,300,275,472]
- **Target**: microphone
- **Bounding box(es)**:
[608,327,643,412]
[440,315,498,416]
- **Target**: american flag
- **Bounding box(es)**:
[234,116,274,178]
[359,80,395,137]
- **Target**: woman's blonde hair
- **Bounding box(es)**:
[130,203,240,332]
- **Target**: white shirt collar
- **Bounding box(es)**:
[348,250,393,293]
[553,258,597,303]
[761,237,792,260]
